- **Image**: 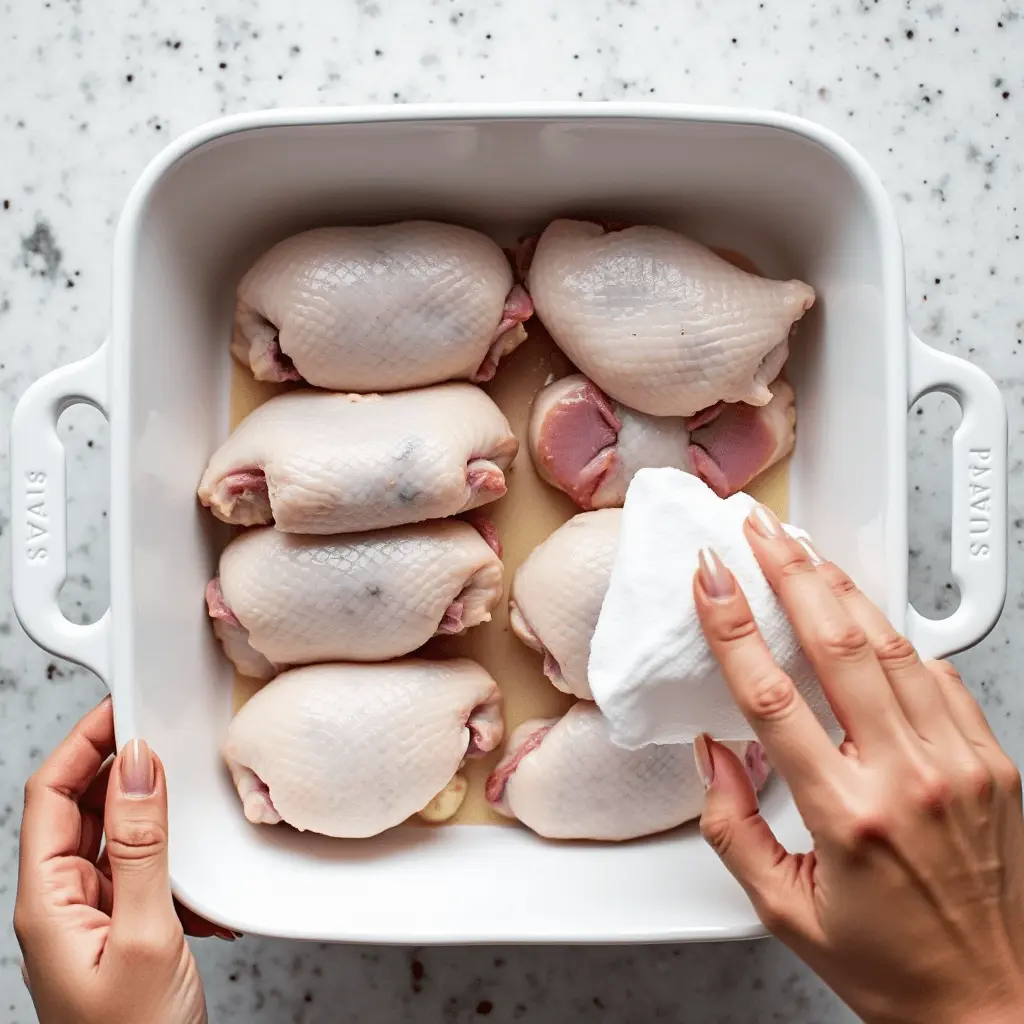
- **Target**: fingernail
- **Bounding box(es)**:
[698,547,735,600]
[121,738,155,798]
[749,505,782,539]
[797,537,824,566]
[694,734,715,790]
[215,931,239,942]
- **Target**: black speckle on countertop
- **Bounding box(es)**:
[19,220,63,280]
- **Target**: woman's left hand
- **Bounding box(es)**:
[15,697,229,1024]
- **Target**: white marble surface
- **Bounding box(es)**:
[1,0,1021,1020]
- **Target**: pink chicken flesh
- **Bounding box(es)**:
[529,373,796,509]
[524,219,814,417]
[207,519,504,680]
[224,659,504,838]
[197,383,518,534]
[509,509,621,700]
[487,702,770,841]
[233,222,533,390]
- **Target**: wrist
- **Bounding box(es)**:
[945,984,1024,1024]
[953,1003,1024,1024]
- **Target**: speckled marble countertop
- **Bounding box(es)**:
[1,1,1021,1021]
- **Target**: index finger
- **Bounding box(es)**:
[694,548,845,812]
[20,698,116,868]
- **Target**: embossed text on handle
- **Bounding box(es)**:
[968,448,992,558]
[24,470,48,563]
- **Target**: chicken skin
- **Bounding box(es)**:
[486,702,769,841]
[224,659,504,838]
[233,222,532,390]
[207,520,504,679]
[509,509,621,700]
[524,219,814,417]
[198,383,518,534]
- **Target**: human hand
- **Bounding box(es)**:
[693,505,1024,1024]
[15,697,228,1024]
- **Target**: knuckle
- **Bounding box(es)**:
[958,763,996,804]
[872,632,919,672]
[815,620,870,663]
[709,608,761,646]
[993,757,1022,800]
[909,769,953,814]
[828,796,887,853]
[12,904,37,948]
[106,820,168,860]
[744,670,799,723]
[700,813,733,855]
[928,659,962,686]
[823,565,859,599]
[22,774,42,808]
[777,550,817,581]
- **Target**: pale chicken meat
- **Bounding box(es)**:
[233,222,533,390]
[224,659,504,838]
[197,383,518,534]
[207,520,504,679]
[509,509,620,700]
[486,702,769,841]
[524,219,815,417]
[529,373,796,509]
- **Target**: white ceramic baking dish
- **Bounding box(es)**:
[11,104,1008,943]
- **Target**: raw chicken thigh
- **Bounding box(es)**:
[529,374,795,509]
[198,383,518,534]
[486,702,769,841]
[207,520,504,679]
[509,509,620,700]
[525,219,815,417]
[233,222,533,390]
[224,659,504,838]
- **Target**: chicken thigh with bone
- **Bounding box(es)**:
[198,383,518,534]
[509,509,620,700]
[224,659,504,838]
[524,219,814,417]
[207,520,504,680]
[233,222,533,390]
[486,702,769,841]
[529,373,795,509]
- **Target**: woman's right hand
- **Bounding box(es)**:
[693,504,1024,1024]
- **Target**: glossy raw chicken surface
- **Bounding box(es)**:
[487,702,769,841]
[233,222,533,390]
[508,509,620,700]
[525,219,815,417]
[529,373,796,509]
[198,383,518,534]
[224,659,504,838]
[207,520,504,679]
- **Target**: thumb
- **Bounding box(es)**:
[695,735,810,939]
[104,739,179,945]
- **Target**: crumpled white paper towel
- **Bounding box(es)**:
[588,467,834,748]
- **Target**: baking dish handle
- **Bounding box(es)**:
[905,331,1007,660]
[10,340,112,682]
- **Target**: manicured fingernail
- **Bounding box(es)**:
[214,930,239,942]
[749,505,782,539]
[797,537,824,566]
[121,738,155,798]
[698,547,735,600]
[694,734,715,790]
